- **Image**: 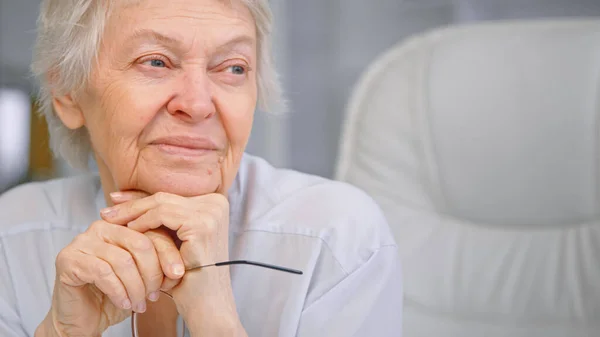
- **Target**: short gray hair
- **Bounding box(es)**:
[32,0,283,169]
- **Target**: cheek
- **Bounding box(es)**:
[84,79,170,174]
[94,81,167,142]
[221,97,255,149]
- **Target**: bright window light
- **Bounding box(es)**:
[0,88,31,192]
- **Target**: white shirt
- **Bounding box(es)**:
[0,154,402,337]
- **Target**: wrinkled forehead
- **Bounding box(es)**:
[117,0,241,8]
[103,0,257,51]
[107,0,256,29]
[112,0,252,18]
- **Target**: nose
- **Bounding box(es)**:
[166,71,216,122]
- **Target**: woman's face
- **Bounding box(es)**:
[59,0,257,196]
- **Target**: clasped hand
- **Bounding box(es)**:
[45,191,240,337]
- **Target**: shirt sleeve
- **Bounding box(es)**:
[0,239,28,337]
[296,245,403,337]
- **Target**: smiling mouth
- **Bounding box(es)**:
[150,136,220,157]
[152,144,216,156]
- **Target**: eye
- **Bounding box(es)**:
[212,60,251,86]
[149,59,166,68]
[226,65,247,75]
[138,55,170,68]
[143,58,167,68]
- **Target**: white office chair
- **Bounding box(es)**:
[336,19,600,337]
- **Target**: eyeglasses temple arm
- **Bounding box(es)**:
[187,260,303,275]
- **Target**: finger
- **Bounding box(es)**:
[58,250,132,311]
[160,277,181,293]
[145,228,186,279]
[128,207,220,267]
[81,239,149,313]
[109,190,151,205]
[127,204,188,234]
[100,192,190,225]
[89,222,164,309]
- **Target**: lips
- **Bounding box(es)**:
[151,136,219,150]
[150,136,221,156]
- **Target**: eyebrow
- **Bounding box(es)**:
[126,28,255,54]
[127,28,182,48]
[215,35,256,56]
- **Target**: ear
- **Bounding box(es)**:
[52,94,85,130]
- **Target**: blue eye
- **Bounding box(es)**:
[229,65,246,75]
[149,59,166,67]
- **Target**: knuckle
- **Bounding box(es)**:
[143,229,160,242]
[55,249,73,269]
[110,249,136,270]
[119,252,137,268]
[89,220,105,232]
[212,193,229,207]
[147,271,164,286]
[201,217,219,235]
[95,261,114,280]
[155,204,171,217]
[72,233,91,247]
[157,203,170,212]
[132,234,153,251]
[149,233,170,251]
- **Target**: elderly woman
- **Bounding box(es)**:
[0,0,402,336]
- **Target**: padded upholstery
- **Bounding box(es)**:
[336,19,600,337]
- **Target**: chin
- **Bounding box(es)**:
[135,171,222,197]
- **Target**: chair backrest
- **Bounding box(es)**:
[336,19,600,337]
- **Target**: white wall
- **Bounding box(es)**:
[0,0,39,78]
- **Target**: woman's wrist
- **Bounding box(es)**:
[180,289,245,336]
[176,267,246,336]
[185,304,247,337]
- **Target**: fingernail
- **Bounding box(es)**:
[135,302,147,313]
[122,299,132,310]
[173,264,185,276]
[148,291,160,302]
[100,207,117,218]
[110,192,123,200]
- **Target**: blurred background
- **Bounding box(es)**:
[2,2,600,337]
[1,0,600,191]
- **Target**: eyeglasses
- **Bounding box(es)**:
[131,260,303,337]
